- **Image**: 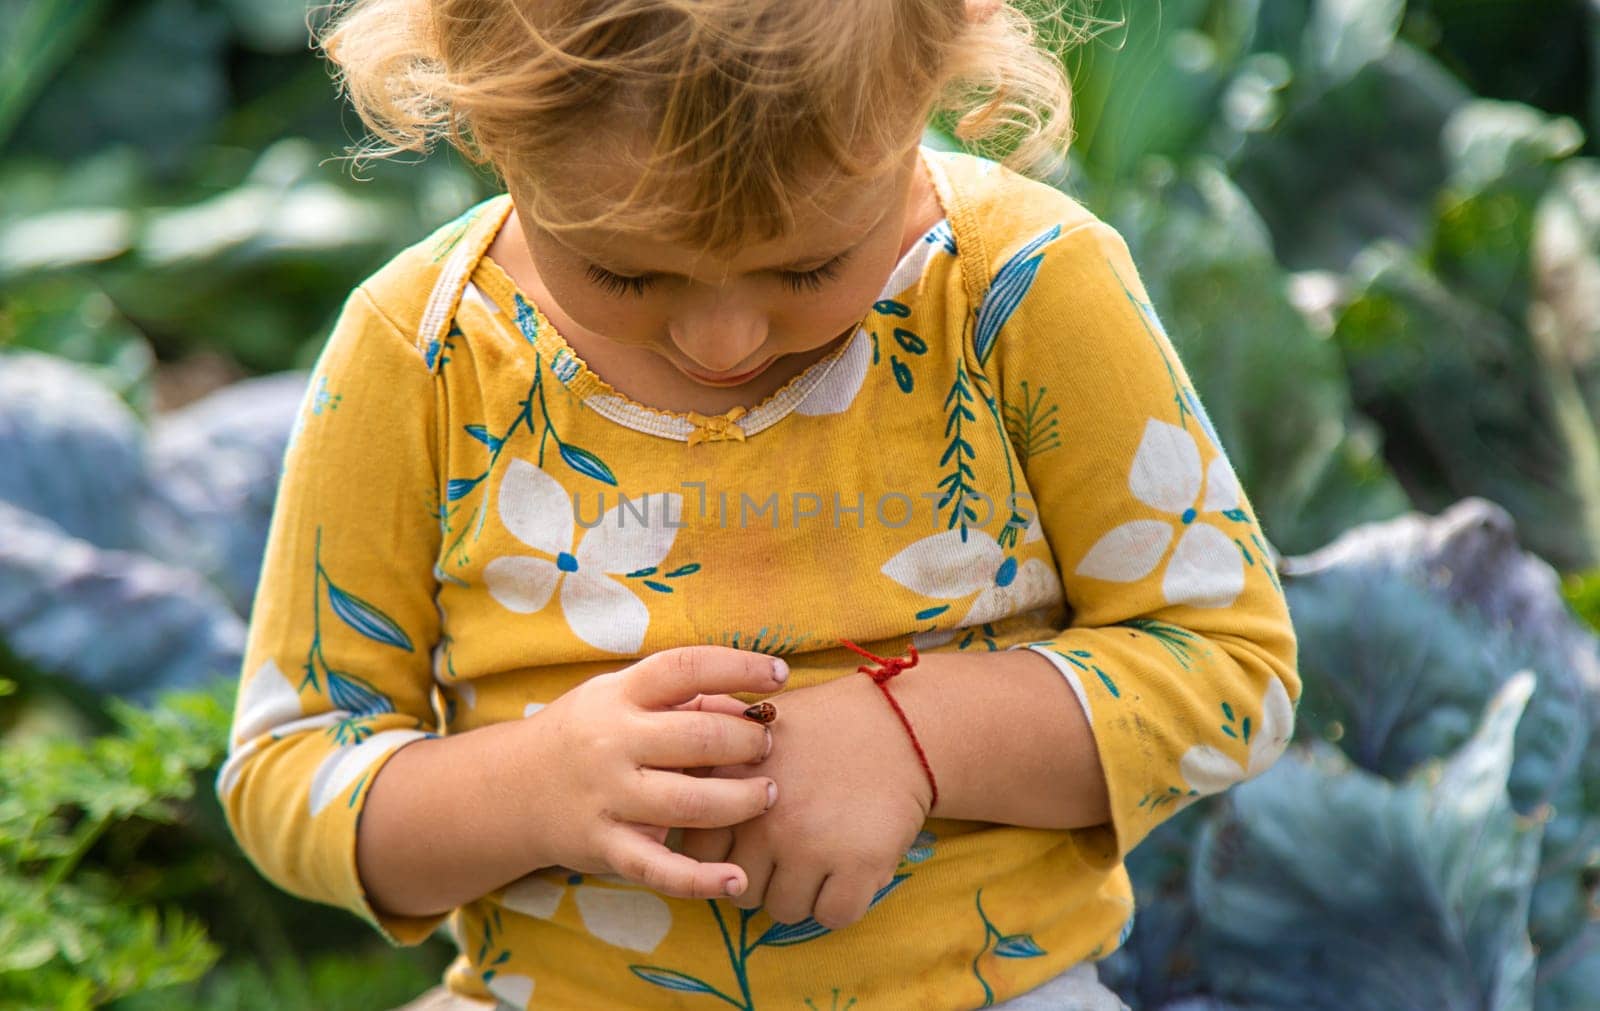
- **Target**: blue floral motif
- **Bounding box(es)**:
[629,831,936,1008]
[970,887,1048,1008]
[1002,379,1059,465]
[803,990,858,1011]
[939,361,982,541]
[550,347,581,383]
[440,324,619,571]
[1113,619,1199,672]
[429,202,485,263]
[424,322,461,371]
[470,906,534,1006]
[1137,784,1199,812]
[298,527,405,717]
[1113,264,1229,458]
[926,220,958,255]
[868,300,928,394]
[973,224,1062,368]
[704,624,816,657]
[287,373,342,452]
[512,293,541,345]
[1023,640,1118,699]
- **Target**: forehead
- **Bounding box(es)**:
[526,140,914,271]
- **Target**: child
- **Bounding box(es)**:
[217,1,1301,1007]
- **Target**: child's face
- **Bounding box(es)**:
[512,148,924,386]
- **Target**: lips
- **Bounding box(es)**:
[682,356,774,384]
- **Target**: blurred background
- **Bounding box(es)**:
[2,0,1599,1007]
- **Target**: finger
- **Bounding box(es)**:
[621,820,670,846]
[812,873,875,932]
[727,836,777,912]
[677,826,735,864]
[620,768,776,829]
[763,862,828,926]
[632,711,770,769]
[602,825,748,900]
[673,693,766,718]
[627,646,788,710]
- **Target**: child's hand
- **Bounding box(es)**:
[527,646,785,901]
[677,673,933,930]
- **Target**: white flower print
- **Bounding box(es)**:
[882,516,1062,649]
[487,974,535,1008]
[500,872,674,954]
[306,727,429,817]
[484,459,682,654]
[217,658,309,797]
[218,658,430,815]
[794,327,872,416]
[1179,676,1295,798]
[1075,418,1246,608]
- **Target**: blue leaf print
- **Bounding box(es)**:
[559,442,619,486]
[1118,910,1137,947]
[870,874,910,906]
[629,967,719,994]
[994,933,1046,958]
[892,357,913,392]
[755,917,833,948]
[447,475,485,501]
[327,670,395,716]
[326,582,415,652]
[753,877,908,947]
[893,327,927,354]
[973,224,1062,368]
[512,294,540,345]
[1183,386,1225,454]
[465,425,504,452]
[905,830,936,864]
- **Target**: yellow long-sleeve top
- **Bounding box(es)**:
[218,148,1300,1009]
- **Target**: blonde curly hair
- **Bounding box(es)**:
[317,0,1095,249]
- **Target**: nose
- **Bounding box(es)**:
[669,298,768,374]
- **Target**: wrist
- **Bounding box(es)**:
[835,644,938,819]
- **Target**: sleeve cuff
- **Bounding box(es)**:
[1012,641,1192,863]
[336,730,453,947]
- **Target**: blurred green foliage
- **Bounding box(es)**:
[0,656,453,1010]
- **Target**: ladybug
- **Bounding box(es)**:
[742,701,777,724]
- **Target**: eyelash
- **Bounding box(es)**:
[779,255,846,294]
[583,254,849,298]
[584,265,653,298]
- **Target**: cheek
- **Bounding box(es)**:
[775,254,898,343]
[539,267,665,345]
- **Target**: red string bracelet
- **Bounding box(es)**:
[838,637,939,810]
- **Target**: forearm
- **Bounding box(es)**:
[356,718,557,919]
[875,647,1110,830]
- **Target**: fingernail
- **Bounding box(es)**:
[765,781,778,809]
[771,657,789,684]
[725,877,744,897]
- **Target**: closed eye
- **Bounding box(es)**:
[585,249,852,297]
[585,264,654,297]
[779,253,848,295]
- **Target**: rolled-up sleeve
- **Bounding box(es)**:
[984,214,1301,861]
[215,286,449,946]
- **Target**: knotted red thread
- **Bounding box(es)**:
[838,638,938,810]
